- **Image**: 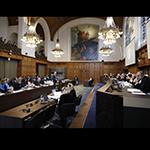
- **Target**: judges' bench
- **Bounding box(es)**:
[97,80,150,128]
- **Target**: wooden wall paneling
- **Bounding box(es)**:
[0,50,125,82]
[90,63,94,79]
[81,63,87,83]
[94,63,100,83]
[79,63,82,83]
[128,65,139,74]
[86,63,90,80]
[127,45,150,76]
[103,63,110,75]
[17,60,21,77]
[21,57,36,76]
[99,62,104,81]
[66,63,72,80]
[48,62,124,83]
[66,63,70,79]
[45,64,48,75]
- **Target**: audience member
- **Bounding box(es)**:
[73,76,79,85]
[133,71,150,93]
[0,78,10,93]
[58,83,77,106]
[88,77,94,87]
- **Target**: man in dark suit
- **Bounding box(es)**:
[88,77,94,87]
[139,75,150,93]
[0,78,10,93]
[134,71,150,93]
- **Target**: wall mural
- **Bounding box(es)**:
[71,24,99,61]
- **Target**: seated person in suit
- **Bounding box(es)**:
[39,77,44,85]
[0,78,10,93]
[59,83,77,106]
[134,71,150,93]
[67,83,77,99]
[101,74,110,83]
[51,72,57,87]
[73,76,79,85]
[88,77,94,87]
[9,77,22,91]
[21,78,28,87]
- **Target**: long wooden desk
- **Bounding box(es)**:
[111,89,150,109]
[97,80,150,109]
[0,86,52,112]
[97,80,150,128]
[70,80,150,128]
[0,98,57,128]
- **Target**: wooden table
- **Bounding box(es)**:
[0,86,52,112]
[0,98,56,128]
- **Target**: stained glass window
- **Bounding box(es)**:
[125,17,131,47]
[125,17,135,47]
[140,17,150,46]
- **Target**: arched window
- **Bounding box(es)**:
[125,18,130,47]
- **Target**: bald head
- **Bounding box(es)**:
[136,71,144,79]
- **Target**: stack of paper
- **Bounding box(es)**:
[0,93,5,96]
[127,88,146,95]
[13,89,24,93]
[48,91,62,99]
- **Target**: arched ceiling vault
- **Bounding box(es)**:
[7,16,124,41]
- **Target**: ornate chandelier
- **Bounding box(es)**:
[99,46,113,56]
[21,17,43,48]
[51,38,64,57]
[98,17,123,45]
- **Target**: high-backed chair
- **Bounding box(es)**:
[59,103,76,128]
[59,91,76,106]
[70,89,77,100]
[75,94,82,106]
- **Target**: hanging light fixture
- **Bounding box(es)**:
[21,17,43,48]
[99,46,113,56]
[51,32,64,57]
[98,17,123,45]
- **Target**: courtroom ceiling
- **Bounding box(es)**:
[7,16,124,40]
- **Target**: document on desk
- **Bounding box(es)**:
[0,93,5,96]
[127,88,146,95]
[13,89,24,93]
[48,91,62,99]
